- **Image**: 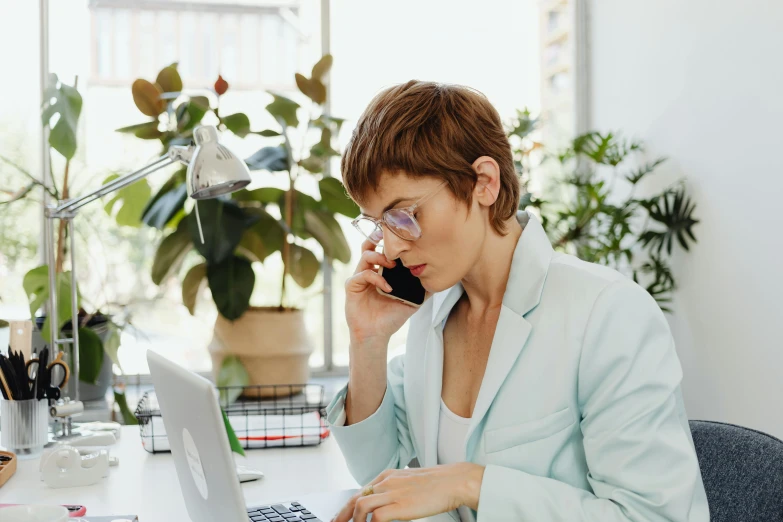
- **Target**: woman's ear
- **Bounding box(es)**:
[472,156,501,207]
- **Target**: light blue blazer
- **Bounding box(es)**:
[326,211,710,522]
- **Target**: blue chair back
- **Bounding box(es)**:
[690,420,783,522]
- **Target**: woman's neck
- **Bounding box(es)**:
[459,217,524,313]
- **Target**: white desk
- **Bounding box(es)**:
[0,426,360,521]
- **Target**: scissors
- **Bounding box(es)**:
[26,349,69,400]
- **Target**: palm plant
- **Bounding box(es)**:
[511,110,699,311]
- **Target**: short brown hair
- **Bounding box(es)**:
[341,80,520,235]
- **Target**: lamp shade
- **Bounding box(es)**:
[186,125,251,200]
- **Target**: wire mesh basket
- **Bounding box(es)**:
[134,383,331,454]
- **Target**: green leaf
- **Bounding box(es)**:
[234,187,285,204]
[221,408,245,457]
[103,322,122,371]
[177,98,209,132]
[222,112,251,137]
[286,244,319,288]
[242,208,286,259]
[114,390,139,425]
[279,190,318,240]
[237,228,267,263]
[295,73,326,105]
[207,255,255,320]
[256,129,281,137]
[143,183,187,229]
[155,63,183,93]
[298,155,324,173]
[313,114,346,133]
[132,78,165,117]
[187,199,254,265]
[319,177,360,217]
[217,355,249,405]
[508,108,537,139]
[182,263,207,315]
[41,77,83,160]
[310,128,339,158]
[103,174,152,227]
[266,93,300,128]
[644,187,699,255]
[311,54,333,80]
[151,219,192,285]
[75,327,104,385]
[626,158,666,185]
[141,168,187,230]
[304,209,351,263]
[116,121,162,140]
[244,146,290,172]
[23,266,80,343]
[22,265,49,319]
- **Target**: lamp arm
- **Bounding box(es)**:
[48,153,185,216]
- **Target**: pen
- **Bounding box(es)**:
[0,366,11,400]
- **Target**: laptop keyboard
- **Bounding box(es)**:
[247,502,323,522]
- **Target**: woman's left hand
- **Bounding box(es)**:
[331,463,485,522]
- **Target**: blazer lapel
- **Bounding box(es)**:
[464,310,531,459]
[465,211,554,459]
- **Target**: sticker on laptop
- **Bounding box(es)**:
[183,428,208,499]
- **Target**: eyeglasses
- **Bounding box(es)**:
[351,181,447,245]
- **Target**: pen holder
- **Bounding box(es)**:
[1,399,49,459]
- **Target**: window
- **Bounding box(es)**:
[88,1,300,90]
[0,2,51,349]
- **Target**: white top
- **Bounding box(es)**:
[437,398,476,522]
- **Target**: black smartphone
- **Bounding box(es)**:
[377,259,427,307]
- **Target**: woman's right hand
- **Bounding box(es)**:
[345,240,425,346]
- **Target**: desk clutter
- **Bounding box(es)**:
[135,383,331,453]
[0,345,73,458]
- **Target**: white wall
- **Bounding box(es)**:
[588,0,783,438]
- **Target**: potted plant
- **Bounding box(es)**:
[0,74,137,420]
[509,109,699,311]
[114,56,358,396]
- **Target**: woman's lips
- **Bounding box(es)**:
[409,264,426,277]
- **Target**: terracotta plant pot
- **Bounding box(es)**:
[208,307,313,398]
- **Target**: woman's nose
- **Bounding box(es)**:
[381,226,410,261]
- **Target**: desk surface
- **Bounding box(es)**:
[0,426,360,521]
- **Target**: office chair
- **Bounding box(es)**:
[690,420,783,522]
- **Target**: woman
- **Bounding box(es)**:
[326,80,709,522]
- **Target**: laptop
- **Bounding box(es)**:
[147,349,358,522]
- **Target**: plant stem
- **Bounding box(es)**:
[279,125,298,309]
[281,177,293,309]
[54,158,71,274]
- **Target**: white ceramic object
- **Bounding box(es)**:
[40,445,109,489]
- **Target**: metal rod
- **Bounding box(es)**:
[68,218,79,402]
[321,0,334,372]
[45,208,58,349]
[52,155,174,215]
[39,0,52,273]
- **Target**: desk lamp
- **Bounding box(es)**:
[43,125,251,402]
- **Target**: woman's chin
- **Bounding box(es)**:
[421,274,458,295]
